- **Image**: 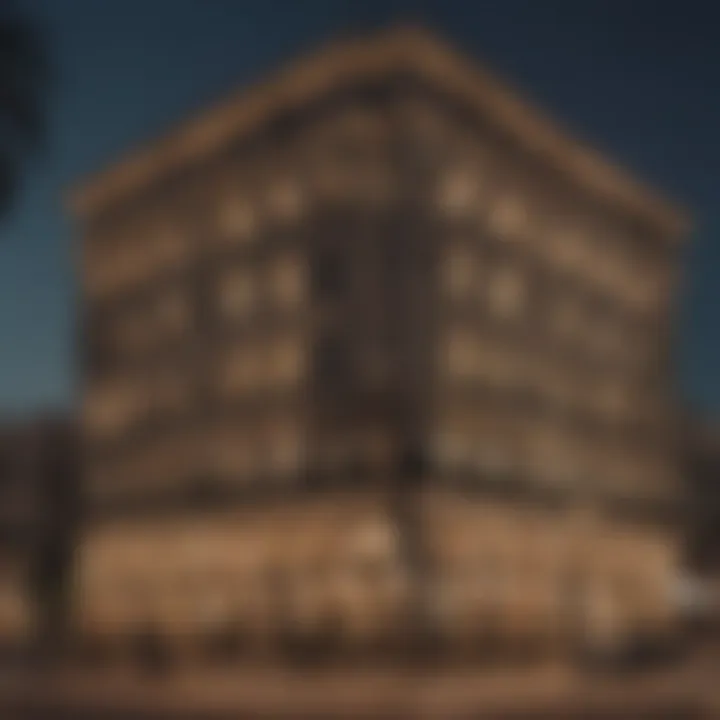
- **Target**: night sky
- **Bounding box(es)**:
[0,0,718,419]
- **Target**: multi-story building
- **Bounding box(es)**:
[70,26,689,666]
[0,416,78,657]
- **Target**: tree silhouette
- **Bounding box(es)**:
[0,10,47,218]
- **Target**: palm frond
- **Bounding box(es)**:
[0,11,47,218]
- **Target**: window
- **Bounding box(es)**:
[552,227,584,274]
[212,431,252,479]
[474,342,518,389]
[314,332,349,384]
[154,292,190,336]
[434,410,473,468]
[85,318,116,375]
[219,347,258,395]
[436,167,480,216]
[595,379,630,421]
[150,371,192,419]
[311,246,344,301]
[269,429,303,475]
[473,411,513,475]
[270,257,304,308]
[115,311,153,355]
[442,247,475,298]
[271,337,305,385]
[550,294,584,340]
[152,226,190,269]
[487,265,526,319]
[218,198,256,243]
[488,195,526,239]
[84,381,145,440]
[267,179,304,222]
[530,425,575,485]
[444,329,475,378]
[218,269,254,318]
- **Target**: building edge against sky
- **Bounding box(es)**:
[68,25,689,237]
[67,26,690,665]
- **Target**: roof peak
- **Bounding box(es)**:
[69,24,689,238]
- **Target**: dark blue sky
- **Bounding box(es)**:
[1,0,718,418]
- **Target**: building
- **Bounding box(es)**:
[0,416,78,657]
[679,417,720,640]
[70,27,689,667]
[685,418,720,574]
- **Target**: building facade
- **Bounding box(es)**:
[0,416,78,656]
[71,27,689,665]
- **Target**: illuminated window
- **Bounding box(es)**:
[434,411,473,467]
[84,381,145,439]
[269,257,305,308]
[270,428,303,475]
[530,425,575,485]
[213,433,252,478]
[597,380,630,421]
[154,292,190,336]
[218,269,254,318]
[100,243,147,294]
[348,521,397,559]
[486,265,525,319]
[473,413,512,474]
[314,332,349,384]
[442,247,475,298]
[551,295,584,340]
[152,226,190,269]
[219,347,257,395]
[436,168,479,215]
[552,228,584,273]
[267,179,304,222]
[311,246,344,300]
[590,244,620,293]
[629,273,661,312]
[115,312,152,354]
[444,329,475,378]
[488,195,526,239]
[474,342,519,390]
[218,198,256,242]
[271,337,305,385]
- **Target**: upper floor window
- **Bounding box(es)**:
[549,293,584,341]
[154,291,191,337]
[268,423,303,476]
[486,264,526,319]
[152,225,190,269]
[218,269,254,319]
[270,336,305,385]
[487,195,526,240]
[314,332,350,386]
[218,346,258,396]
[218,197,256,244]
[444,329,476,378]
[84,380,146,441]
[267,179,304,223]
[442,246,476,299]
[311,246,345,301]
[149,370,192,420]
[212,429,253,479]
[530,424,576,486]
[436,167,480,216]
[269,256,305,308]
[434,426,472,469]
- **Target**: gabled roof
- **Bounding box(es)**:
[69,25,689,238]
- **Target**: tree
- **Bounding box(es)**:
[0,9,47,219]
